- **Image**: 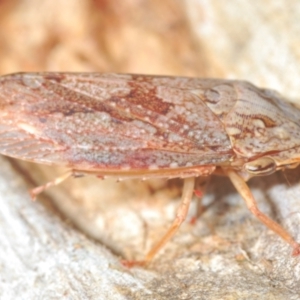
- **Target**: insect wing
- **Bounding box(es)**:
[0,73,234,173]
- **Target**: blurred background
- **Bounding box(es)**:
[0,0,299,97]
[1,0,300,298]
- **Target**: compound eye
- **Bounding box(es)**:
[244,157,277,176]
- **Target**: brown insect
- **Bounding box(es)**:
[0,72,299,265]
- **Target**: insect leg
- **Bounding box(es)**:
[225,168,300,256]
[191,177,210,223]
[143,177,195,263]
[30,171,72,200]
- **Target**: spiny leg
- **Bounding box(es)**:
[225,168,300,256]
[30,171,72,200]
[123,177,195,267]
[144,177,195,262]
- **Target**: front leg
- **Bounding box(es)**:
[224,168,300,256]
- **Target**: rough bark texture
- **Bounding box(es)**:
[0,1,300,299]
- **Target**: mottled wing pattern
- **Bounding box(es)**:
[0,73,234,174]
[198,80,300,161]
[226,84,300,157]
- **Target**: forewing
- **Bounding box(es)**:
[199,80,300,161]
[0,73,234,172]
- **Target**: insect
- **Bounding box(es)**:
[0,72,299,265]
